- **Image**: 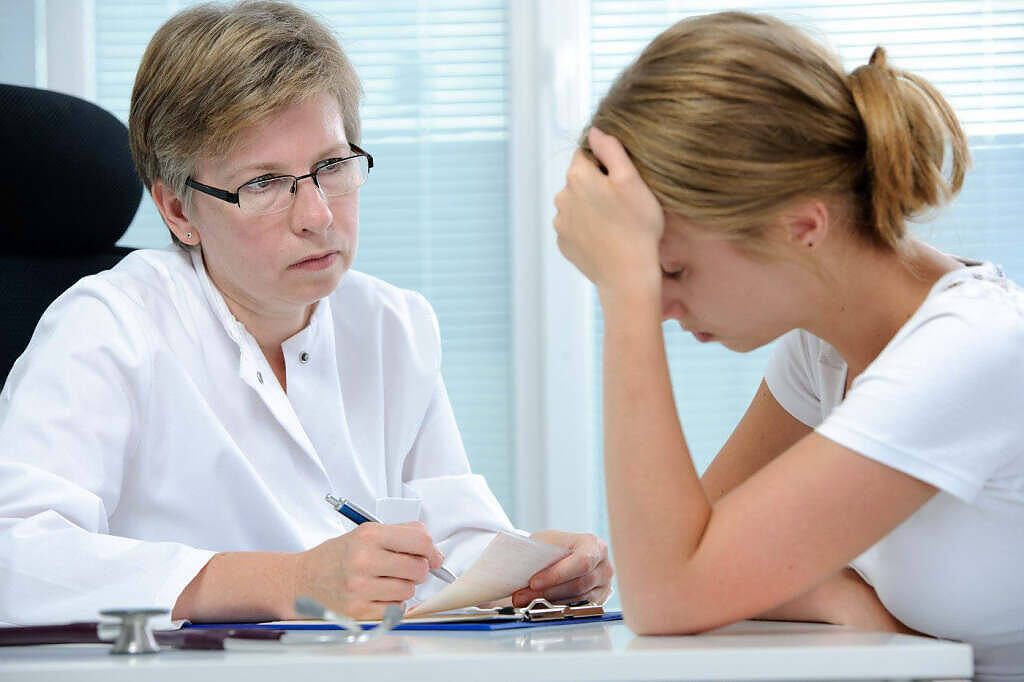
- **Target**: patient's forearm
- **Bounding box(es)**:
[757,568,918,634]
[756,584,833,624]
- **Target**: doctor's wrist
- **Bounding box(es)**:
[172,551,303,623]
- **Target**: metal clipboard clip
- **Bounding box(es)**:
[510,599,605,622]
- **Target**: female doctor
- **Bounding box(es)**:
[0,0,611,626]
[553,11,1023,679]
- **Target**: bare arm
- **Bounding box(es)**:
[172,522,443,622]
[701,379,811,505]
[172,551,298,622]
[755,567,921,634]
[598,289,935,635]
[699,380,839,626]
[700,381,832,625]
[700,383,917,633]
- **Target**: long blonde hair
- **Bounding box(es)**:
[583,12,969,253]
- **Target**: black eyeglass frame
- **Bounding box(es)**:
[185,143,374,209]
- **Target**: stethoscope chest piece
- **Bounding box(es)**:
[99,608,169,655]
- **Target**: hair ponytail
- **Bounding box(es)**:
[846,47,969,249]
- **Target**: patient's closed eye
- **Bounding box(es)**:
[661,266,685,280]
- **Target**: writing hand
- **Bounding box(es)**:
[294,521,443,620]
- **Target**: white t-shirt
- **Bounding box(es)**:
[0,247,515,627]
[765,262,1024,681]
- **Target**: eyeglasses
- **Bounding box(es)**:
[185,144,373,216]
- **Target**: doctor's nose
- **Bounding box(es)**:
[291,179,333,235]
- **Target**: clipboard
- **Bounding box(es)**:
[184,599,623,632]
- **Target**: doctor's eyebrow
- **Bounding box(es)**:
[315,142,352,160]
[227,143,353,185]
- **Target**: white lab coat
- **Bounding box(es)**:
[0,247,515,627]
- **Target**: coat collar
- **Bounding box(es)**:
[187,247,335,473]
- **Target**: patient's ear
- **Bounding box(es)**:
[781,199,830,251]
[152,179,200,245]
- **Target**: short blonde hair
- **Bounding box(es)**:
[129,0,361,242]
[583,12,969,254]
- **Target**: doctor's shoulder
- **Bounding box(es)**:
[332,269,442,371]
[0,250,179,419]
[8,249,185,380]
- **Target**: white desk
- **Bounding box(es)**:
[0,620,972,681]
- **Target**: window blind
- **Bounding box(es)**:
[94,0,515,515]
[589,1,1024,541]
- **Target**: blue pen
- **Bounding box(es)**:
[325,494,457,584]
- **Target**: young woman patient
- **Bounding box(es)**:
[553,11,1022,680]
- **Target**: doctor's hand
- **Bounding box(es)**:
[511,530,613,607]
[553,126,664,297]
[294,521,443,620]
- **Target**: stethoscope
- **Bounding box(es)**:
[0,598,403,654]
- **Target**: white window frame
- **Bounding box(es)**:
[33,0,96,100]
[508,0,597,533]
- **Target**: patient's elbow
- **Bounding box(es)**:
[624,611,673,636]
[622,600,708,636]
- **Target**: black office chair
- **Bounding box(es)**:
[0,84,142,384]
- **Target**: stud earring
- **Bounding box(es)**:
[186,231,193,240]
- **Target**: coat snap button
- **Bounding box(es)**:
[299,351,310,364]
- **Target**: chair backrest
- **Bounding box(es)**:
[0,84,142,384]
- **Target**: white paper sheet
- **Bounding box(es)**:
[407,531,569,616]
